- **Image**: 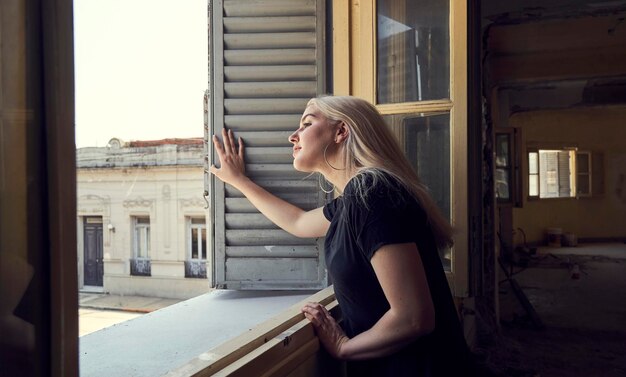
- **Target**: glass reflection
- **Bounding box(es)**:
[377,0,450,104]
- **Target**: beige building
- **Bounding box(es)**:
[76,137,211,299]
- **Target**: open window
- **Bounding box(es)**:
[527,148,596,199]
[131,216,151,276]
[495,128,522,207]
[335,0,468,296]
[185,217,207,278]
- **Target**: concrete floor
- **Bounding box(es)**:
[491,242,626,377]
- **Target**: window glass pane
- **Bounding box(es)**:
[577,153,589,174]
[577,174,590,195]
[201,228,207,259]
[191,228,199,259]
[137,228,147,258]
[495,134,509,167]
[529,174,539,196]
[377,0,449,104]
[495,168,510,200]
[146,227,150,255]
[528,152,538,175]
[383,113,450,221]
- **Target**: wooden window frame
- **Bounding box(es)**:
[576,151,592,198]
[333,0,468,297]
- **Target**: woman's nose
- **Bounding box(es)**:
[288,130,298,144]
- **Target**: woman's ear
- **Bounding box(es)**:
[335,122,350,144]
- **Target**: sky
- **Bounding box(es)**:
[73,0,209,148]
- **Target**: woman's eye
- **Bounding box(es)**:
[302,123,312,128]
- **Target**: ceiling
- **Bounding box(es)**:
[482,0,626,109]
[483,0,626,23]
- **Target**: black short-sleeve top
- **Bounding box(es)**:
[322,171,473,376]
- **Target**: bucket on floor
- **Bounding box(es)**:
[546,228,562,247]
[563,232,578,247]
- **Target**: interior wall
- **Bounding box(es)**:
[510,105,626,245]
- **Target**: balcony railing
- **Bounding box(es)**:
[165,286,343,377]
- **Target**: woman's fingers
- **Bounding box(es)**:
[301,302,331,326]
[222,128,232,155]
[228,129,237,155]
[238,137,245,159]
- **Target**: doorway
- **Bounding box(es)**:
[83,217,104,287]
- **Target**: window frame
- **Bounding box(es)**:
[132,216,151,259]
[576,151,592,197]
[527,146,592,200]
[188,217,207,261]
[334,0,468,296]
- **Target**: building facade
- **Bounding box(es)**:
[76,138,211,299]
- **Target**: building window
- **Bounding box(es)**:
[528,149,590,199]
[133,217,151,258]
[131,216,151,276]
[185,217,207,278]
[495,129,522,207]
[189,218,207,260]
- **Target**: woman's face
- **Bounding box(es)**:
[289,104,336,172]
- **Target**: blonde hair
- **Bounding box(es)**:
[308,95,454,248]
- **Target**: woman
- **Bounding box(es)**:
[210,95,475,376]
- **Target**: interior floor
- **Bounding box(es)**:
[488,242,626,376]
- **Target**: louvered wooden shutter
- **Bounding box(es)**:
[208,0,327,289]
[557,151,571,197]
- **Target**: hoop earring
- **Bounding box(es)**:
[324,143,346,171]
[318,174,335,194]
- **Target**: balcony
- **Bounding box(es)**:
[80,286,342,376]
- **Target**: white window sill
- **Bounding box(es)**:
[79,289,318,376]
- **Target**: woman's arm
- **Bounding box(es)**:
[302,242,435,360]
[210,128,330,238]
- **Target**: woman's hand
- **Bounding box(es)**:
[209,128,247,187]
[301,302,349,360]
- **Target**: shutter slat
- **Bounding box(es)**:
[229,131,294,147]
[224,0,315,17]
[224,16,315,33]
[226,229,317,246]
[230,147,293,164]
[225,115,300,131]
[224,33,316,50]
[225,82,317,98]
[225,179,318,196]
[226,214,277,229]
[245,164,309,179]
[225,49,316,66]
[225,98,310,115]
[225,258,319,281]
[226,196,318,212]
[226,246,318,258]
[225,65,316,82]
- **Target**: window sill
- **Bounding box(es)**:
[79,289,324,376]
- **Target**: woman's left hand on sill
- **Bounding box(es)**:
[301,302,349,360]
